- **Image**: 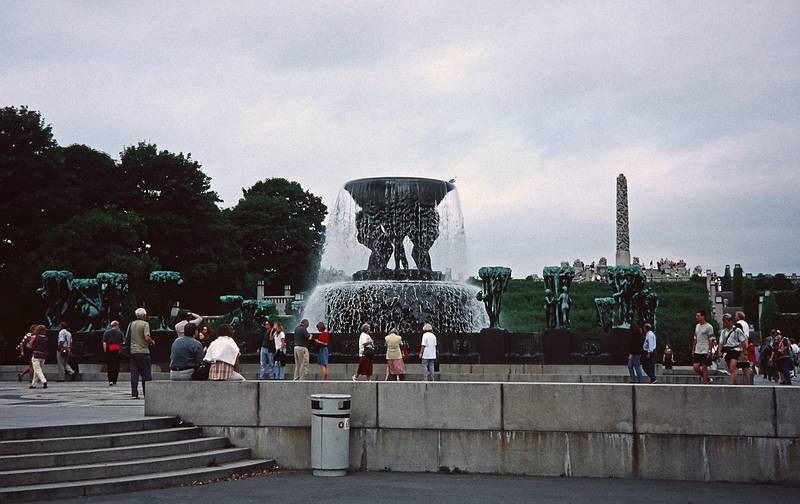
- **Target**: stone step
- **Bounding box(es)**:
[0,416,177,442]
[0,426,202,456]
[0,447,252,487]
[0,436,229,470]
[0,458,276,502]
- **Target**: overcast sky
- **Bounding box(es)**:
[3,1,798,278]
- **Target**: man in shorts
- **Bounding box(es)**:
[692,310,714,384]
[718,313,747,385]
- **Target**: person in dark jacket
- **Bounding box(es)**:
[627,322,644,384]
[169,322,205,380]
[30,325,49,389]
[102,320,125,386]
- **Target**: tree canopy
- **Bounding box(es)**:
[0,106,327,347]
[228,178,327,293]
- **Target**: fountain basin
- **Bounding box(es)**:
[303,280,489,334]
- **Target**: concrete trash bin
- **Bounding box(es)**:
[310,393,351,477]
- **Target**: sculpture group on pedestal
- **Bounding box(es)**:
[347,178,452,281]
[593,265,658,331]
[38,270,129,331]
[219,295,277,333]
[542,265,575,329]
[476,266,512,328]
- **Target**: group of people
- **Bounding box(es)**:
[169,311,245,382]
[627,322,658,383]
[16,322,79,388]
[693,310,795,385]
[275,319,438,382]
[627,309,796,386]
[350,323,436,382]
[18,311,442,391]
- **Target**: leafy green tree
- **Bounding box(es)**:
[772,273,794,291]
[116,143,245,310]
[0,106,69,346]
[34,209,158,280]
[228,178,327,293]
[60,144,119,211]
[0,106,64,284]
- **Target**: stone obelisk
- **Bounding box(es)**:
[615,173,631,266]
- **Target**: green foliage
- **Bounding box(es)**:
[34,209,157,282]
[760,293,777,337]
[496,279,712,362]
[0,107,327,349]
[228,178,326,293]
[722,265,732,291]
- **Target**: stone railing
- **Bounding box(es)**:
[145,381,799,483]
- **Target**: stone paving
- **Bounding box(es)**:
[0,382,144,428]
[0,381,795,503]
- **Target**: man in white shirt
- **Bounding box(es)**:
[420,323,437,381]
[642,323,657,384]
[692,311,714,384]
[57,322,76,381]
[735,311,750,339]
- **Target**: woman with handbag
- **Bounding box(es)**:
[384,328,405,381]
[352,323,374,381]
[272,321,287,380]
[30,325,49,389]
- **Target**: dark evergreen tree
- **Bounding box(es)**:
[722,265,732,291]
[732,264,744,306]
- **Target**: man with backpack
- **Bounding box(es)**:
[718,314,747,385]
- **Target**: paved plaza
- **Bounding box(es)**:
[1,381,796,502]
[0,382,143,428]
[43,469,791,504]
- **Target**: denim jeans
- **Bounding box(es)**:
[130,353,152,397]
[627,355,643,383]
[259,347,275,379]
[422,359,435,381]
[273,362,285,380]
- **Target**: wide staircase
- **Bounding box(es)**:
[0,416,275,502]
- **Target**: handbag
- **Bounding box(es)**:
[119,323,132,357]
[275,349,286,365]
[192,360,211,381]
[363,346,375,358]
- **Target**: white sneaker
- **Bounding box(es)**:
[351,375,357,381]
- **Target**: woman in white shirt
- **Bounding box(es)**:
[272,322,287,380]
[352,323,374,381]
[205,324,245,381]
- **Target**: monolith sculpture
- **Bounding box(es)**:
[616,173,631,266]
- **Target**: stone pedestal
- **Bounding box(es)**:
[616,250,631,266]
[541,329,572,364]
[478,328,509,364]
[607,327,632,365]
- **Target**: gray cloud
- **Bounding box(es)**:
[2,0,798,277]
